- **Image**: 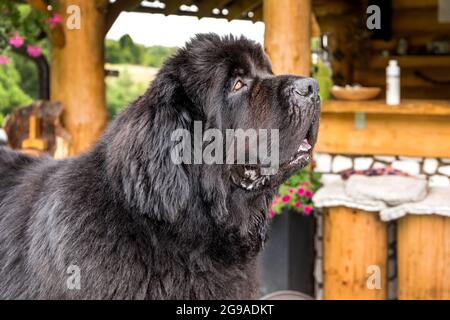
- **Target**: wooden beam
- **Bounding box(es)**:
[52,0,109,155]
[321,99,450,117]
[393,9,450,35]
[28,0,48,12]
[311,13,320,38]
[264,0,311,75]
[393,0,437,9]
[313,0,353,17]
[133,6,234,20]
[367,55,450,69]
[131,2,254,21]
[105,0,142,36]
[316,100,450,158]
[226,0,261,21]
[197,0,227,17]
[251,4,262,22]
[163,0,181,15]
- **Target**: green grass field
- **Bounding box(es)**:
[105,64,160,119]
[105,63,159,86]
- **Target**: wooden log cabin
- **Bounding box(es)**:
[22,0,449,300]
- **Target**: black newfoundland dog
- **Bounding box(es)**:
[0,34,320,299]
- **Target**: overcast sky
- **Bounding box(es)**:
[106,12,265,47]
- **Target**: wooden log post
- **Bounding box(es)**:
[51,0,109,155]
[263,0,311,76]
[323,207,388,299]
[397,215,450,300]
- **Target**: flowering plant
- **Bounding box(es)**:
[0,2,59,63]
[269,168,322,218]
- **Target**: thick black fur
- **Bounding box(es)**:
[0,34,319,299]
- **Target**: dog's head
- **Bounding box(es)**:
[170,34,320,192]
[107,34,320,225]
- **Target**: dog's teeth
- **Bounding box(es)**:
[298,139,312,152]
[244,168,258,181]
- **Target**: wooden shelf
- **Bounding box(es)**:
[322,99,450,116]
[368,56,450,69]
[317,99,450,158]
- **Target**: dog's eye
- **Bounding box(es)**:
[233,80,245,92]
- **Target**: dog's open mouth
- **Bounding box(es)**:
[230,137,313,191]
[230,94,320,192]
[287,138,313,165]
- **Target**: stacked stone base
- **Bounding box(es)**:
[314,153,450,187]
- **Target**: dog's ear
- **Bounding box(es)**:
[106,67,195,222]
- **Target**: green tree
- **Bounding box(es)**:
[105,35,176,68]
[11,52,40,99]
[145,46,176,67]
[0,1,50,114]
[0,2,47,50]
[106,69,146,119]
[105,39,122,64]
[0,62,33,117]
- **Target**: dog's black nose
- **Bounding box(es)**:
[292,78,319,98]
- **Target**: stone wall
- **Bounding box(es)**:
[314,153,450,187]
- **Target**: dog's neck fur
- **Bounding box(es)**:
[98,94,271,266]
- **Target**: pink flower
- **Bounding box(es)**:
[303,206,312,215]
[272,195,282,205]
[281,195,291,203]
[297,187,305,195]
[306,190,314,198]
[9,34,24,48]
[46,14,62,27]
[0,56,9,65]
[295,201,301,209]
[288,188,294,193]
[269,209,276,218]
[27,45,42,58]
